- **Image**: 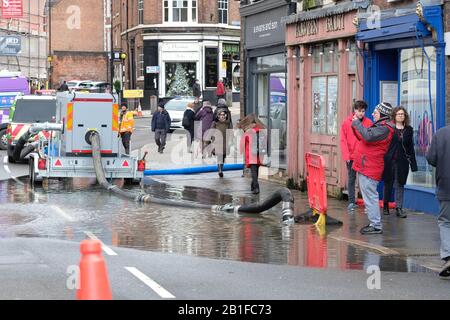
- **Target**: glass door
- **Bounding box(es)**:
[269,73,287,169]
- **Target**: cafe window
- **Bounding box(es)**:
[311,43,338,74]
[205,47,218,88]
[347,40,356,73]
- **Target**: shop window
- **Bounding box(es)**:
[311,43,338,74]
[218,0,228,24]
[205,48,218,88]
[400,46,437,188]
[165,62,196,96]
[164,0,197,23]
[347,40,356,73]
[312,76,338,135]
[222,43,240,91]
[256,54,285,71]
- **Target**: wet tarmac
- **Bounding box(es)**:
[0,176,441,275]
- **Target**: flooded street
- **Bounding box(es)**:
[0,177,438,274]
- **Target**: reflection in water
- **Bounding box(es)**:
[0,179,436,273]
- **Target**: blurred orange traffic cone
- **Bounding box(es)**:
[76,240,112,300]
[137,102,143,117]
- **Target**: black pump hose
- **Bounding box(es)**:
[13,131,38,161]
[88,131,294,224]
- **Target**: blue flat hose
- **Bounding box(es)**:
[144,164,244,176]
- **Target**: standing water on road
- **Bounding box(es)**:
[0,178,436,274]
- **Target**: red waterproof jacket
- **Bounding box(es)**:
[241,127,267,167]
[340,114,373,161]
[351,118,395,181]
[216,81,225,96]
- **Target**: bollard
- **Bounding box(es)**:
[76,240,112,300]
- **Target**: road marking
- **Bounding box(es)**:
[84,231,118,256]
[125,267,175,299]
[329,235,400,256]
[51,205,75,222]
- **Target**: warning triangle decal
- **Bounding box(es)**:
[122,160,129,167]
[54,159,62,167]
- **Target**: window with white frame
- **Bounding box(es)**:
[218,0,228,24]
[164,0,197,23]
[137,48,144,79]
[138,0,144,24]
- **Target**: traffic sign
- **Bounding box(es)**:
[146,66,160,74]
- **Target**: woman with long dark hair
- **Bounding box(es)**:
[382,106,418,218]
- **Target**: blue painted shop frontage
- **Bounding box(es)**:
[356,2,446,215]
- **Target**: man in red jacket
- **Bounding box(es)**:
[340,100,372,212]
[352,102,395,235]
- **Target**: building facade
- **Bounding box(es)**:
[285,0,369,195]
[240,0,296,172]
[355,0,446,214]
[113,0,241,109]
[0,0,48,88]
[49,0,110,88]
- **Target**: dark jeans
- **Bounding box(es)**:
[185,129,194,151]
[155,129,167,150]
[250,164,260,191]
[120,132,131,155]
[383,163,405,208]
[346,160,357,204]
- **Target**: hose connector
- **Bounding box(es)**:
[212,203,236,213]
[281,201,295,225]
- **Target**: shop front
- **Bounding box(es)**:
[241,0,294,170]
[285,1,369,195]
[356,2,446,214]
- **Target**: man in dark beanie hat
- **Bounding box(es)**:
[351,102,395,235]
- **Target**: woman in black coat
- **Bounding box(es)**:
[382,106,418,218]
[182,102,196,152]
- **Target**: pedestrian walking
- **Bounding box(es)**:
[119,103,137,155]
[58,81,69,92]
[194,100,214,156]
[382,106,418,218]
[340,100,372,212]
[213,98,233,128]
[352,102,395,234]
[182,102,196,153]
[152,102,171,154]
[238,114,267,195]
[426,125,450,278]
[192,79,202,99]
[216,78,226,100]
[209,109,231,178]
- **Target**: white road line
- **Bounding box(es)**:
[51,205,75,222]
[83,231,118,256]
[125,267,176,299]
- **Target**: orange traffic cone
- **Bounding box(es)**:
[76,239,112,300]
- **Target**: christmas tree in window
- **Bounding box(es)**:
[167,63,192,97]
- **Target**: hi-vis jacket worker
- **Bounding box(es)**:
[119,103,137,155]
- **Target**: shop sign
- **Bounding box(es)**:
[296,20,318,38]
[123,90,144,99]
[245,5,289,49]
[295,13,346,38]
[326,14,345,32]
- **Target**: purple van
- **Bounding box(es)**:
[0,74,30,150]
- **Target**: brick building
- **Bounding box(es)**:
[49,0,111,88]
[0,0,48,87]
[112,0,241,109]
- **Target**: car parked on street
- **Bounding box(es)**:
[164,96,196,132]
